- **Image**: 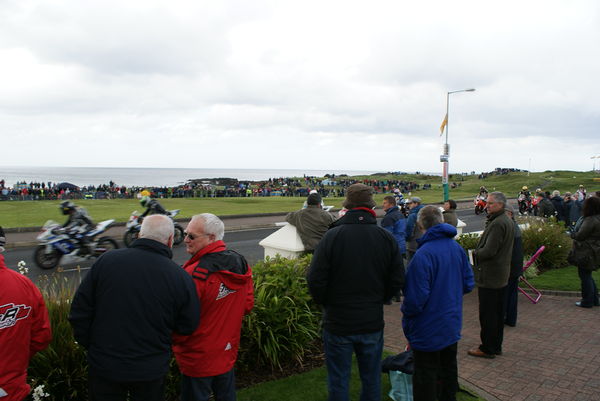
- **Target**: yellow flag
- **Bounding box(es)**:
[439,114,448,136]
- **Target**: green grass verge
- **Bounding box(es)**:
[1,170,598,228]
[237,355,484,401]
[523,266,600,291]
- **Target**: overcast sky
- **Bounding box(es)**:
[1,0,599,174]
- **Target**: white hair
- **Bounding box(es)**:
[191,213,224,241]
[139,215,174,244]
[552,190,560,197]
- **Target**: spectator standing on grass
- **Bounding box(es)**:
[286,192,336,253]
[550,190,565,223]
[405,197,425,263]
[173,213,254,401]
[308,184,405,401]
[69,215,200,401]
[537,192,556,219]
[0,226,52,401]
[402,206,474,401]
[468,192,514,359]
[503,205,524,327]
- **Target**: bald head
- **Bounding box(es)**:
[139,215,174,246]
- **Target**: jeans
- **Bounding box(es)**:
[578,267,600,307]
[503,277,519,326]
[180,370,236,401]
[478,287,505,355]
[88,373,165,401]
[413,343,459,401]
[323,329,383,401]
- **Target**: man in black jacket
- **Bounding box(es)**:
[69,215,200,401]
[308,184,405,401]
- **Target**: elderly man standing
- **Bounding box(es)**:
[402,206,474,401]
[70,215,200,401]
[286,192,336,252]
[308,184,405,401]
[468,192,515,359]
[173,213,254,401]
[1,227,52,401]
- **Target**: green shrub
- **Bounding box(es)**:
[520,217,571,269]
[29,272,88,401]
[456,233,480,252]
[239,255,322,371]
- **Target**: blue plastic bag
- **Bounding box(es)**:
[388,370,413,401]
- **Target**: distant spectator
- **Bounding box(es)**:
[405,197,425,262]
[402,206,474,400]
[550,190,565,222]
[286,192,336,252]
[442,199,459,227]
[1,226,52,401]
[537,192,556,219]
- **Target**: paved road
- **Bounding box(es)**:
[4,209,487,284]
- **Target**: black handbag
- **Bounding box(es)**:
[567,240,597,270]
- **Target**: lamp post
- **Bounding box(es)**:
[592,155,600,172]
[442,88,475,201]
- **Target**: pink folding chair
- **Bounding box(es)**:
[518,245,545,304]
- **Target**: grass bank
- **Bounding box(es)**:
[524,266,600,292]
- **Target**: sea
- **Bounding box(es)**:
[0,166,379,187]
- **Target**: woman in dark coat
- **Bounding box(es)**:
[503,206,523,326]
[570,196,600,308]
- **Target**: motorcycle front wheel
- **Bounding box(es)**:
[475,206,482,215]
[94,237,119,256]
[34,245,62,269]
[123,230,138,248]
[173,225,185,246]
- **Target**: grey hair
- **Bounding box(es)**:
[489,191,507,206]
[417,205,444,231]
[552,190,560,197]
[191,213,224,241]
[139,215,174,244]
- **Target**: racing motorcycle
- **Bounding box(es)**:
[34,220,118,269]
[474,195,488,215]
[517,193,532,215]
[123,209,185,247]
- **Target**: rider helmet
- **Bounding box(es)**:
[522,186,528,190]
[60,200,76,215]
[140,195,151,208]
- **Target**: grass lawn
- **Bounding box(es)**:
[237,356,484,401]
[1,170,598,228]
[524,266,600,291]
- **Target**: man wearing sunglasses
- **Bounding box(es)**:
[173,213,254,401]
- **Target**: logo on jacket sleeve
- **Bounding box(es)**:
[0,303,32,330]
[216,283,236,300]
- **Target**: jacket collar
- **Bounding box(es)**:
[183,240,227,269]
[334,208,377,226]
[385,206,400,215]
[131,238,173,259]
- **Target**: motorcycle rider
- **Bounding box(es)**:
[519,186,531,200]
[60,201,94,254]
[140,195,168,218]
[478,186,488,200]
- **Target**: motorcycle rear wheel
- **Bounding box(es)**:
[174,225,185,246]
[34,245,62,269]
[123,231,139,248]
[475,206,482,215]
[94,237,119,256]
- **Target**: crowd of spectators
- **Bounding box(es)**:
[0,175,421,201]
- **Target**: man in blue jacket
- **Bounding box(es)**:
[402,205,474,401]
[381,196,407,256]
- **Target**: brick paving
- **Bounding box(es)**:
[383,292,600,401]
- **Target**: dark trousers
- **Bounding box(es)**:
[503,277,519,326]
[412,343,458,401]
[578,267,600,307]
[88,373,165,401]
[478,287,505,355]
[181,370,236,401]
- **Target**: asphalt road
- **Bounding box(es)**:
[4,208,486,285]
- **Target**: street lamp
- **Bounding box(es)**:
[441,88,475,201]
[592,155,600,172]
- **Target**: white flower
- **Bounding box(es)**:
[32,384,50,401]
[18,260,29,275]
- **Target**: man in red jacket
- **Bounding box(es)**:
[173,213,254,401]
[0,226,52,401]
